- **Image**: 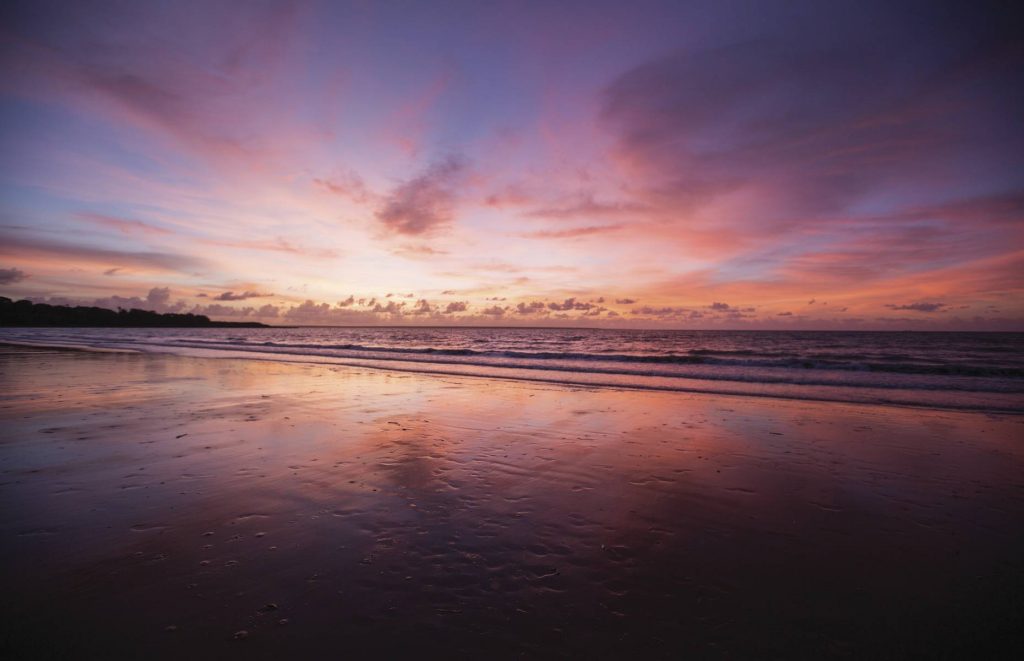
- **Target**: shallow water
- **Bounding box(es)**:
[2,328,1023,412]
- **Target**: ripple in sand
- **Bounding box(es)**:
[231,513,269,522]
[18,528,58,537]
[130,524,168,533]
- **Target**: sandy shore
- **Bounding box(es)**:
[1,347,1022,658]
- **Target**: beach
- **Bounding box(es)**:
[1,346,1022,658]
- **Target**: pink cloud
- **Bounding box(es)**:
[78,212,174,235]
[375,156,467,236]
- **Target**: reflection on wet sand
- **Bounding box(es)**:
[1,348,1022,658]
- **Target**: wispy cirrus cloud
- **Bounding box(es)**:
[314,170,373,204]
[518,224,625,239]
[214,290,273,301]
[78,212,174,235]
[390,243,450,259]
[2,0,311,168]
[595,6,1023,294]
[523,194,649,220]
[201,236,340,259]
[0,233,206,273]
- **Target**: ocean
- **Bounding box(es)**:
[2,327,1021,412]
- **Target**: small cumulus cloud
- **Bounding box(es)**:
[147,287,171,306]
[373,300,406,314]
[83,287,184,314]
[411,299,433,315]
[630,305,703,320]
[547,297,596,311]
[444,301,468,313]
[515,301,547,315]
[284,300,395,323]
[256,304,279,317]
[190,303,256,318]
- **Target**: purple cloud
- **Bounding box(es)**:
[600,8,1024,254]
[518,224,625,239]
[547,297,596,311]
[886,302,947,313]
[214,291,273,301]
[516,301,547,315]
[0,267,28,284]
[444,301,468,313]
[524,194,648,220]
[0,233,205,273]
[376,156,466,235]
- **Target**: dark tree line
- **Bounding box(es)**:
[0,297,267,327]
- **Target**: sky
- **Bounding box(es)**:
[0,0,1021,329]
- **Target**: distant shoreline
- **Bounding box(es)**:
[0,297,268,328]
[0,323,268,329]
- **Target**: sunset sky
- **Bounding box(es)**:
[1,0,1021,328]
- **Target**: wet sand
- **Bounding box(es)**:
[1,346,1022,659]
